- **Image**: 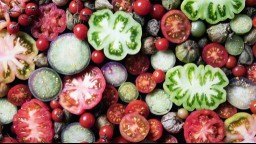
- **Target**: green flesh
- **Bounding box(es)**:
[118,82,139,103]
[0,98,17,124]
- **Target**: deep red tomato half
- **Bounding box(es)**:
[247,63,256,83]
[107,103,126,124]
[161,10,191,44]
[102,85,119,107]
[215,102,237,119]
[146,119,163,141]
[125,100,149,118]
[7,84,32,106]
[125,53,150,75]
[246,0,256,6]
[136,73,156,93]
[0,137,18,143]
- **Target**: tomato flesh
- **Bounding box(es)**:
[112,0,134,12]
[125,100,149,118]
[102,85,118,107]
[125,53,150,75]
[247,63,256,83]
[136,73,156,93]
[7,84,32,106]
[107,103,126,124]
[216,102,237,119]
[147,119,163,141]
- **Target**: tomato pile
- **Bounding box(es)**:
[1,0,256,143]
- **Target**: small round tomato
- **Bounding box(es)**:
[95,138,109,143]
[133,0,152,16]
[25,3,39,16]
[225,55,237,69]
[247,63,256,83]
[215,102,237,119]
[7,22,20,34]
[73,24,88,40]
[91,50,105,64]
[36,38,49,51]
[99,125,114,140]
[252,44,256,58]
[125,100,149,118]
[7,84,32,106]
[51,108,64,122]
[18,14,32,26]
[107,103,126,124]
[113,136,129,143]
[202,43,228,67]
[79,8,93,21]
[112,0,134,12]
[146,119,163,141]
[50,99,62,109]
[152,69,165,83]
[155,38,169,51]
[125,53,150,75]
[79,112,95,128]
[250,100,256,114]
[69,0,84,14]
[246,0,256,6]
[102,85,118,107]
[232,65,247,77]
[150,4,166,20]
[136,73,156,93]
[177,108,189,119]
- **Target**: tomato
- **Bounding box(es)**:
[79,8,92,21]
[99,125,114,140]
[119,113,150,142]
[225,55,237,69]
[50,99,62,109]
[7,22,19,34]
[161,135,178,143]
[0,137,18,143]
[18,14,32,26]
[125,53,150,75]
[125,100,149,118]
[136,73,156,93]
[253,44,256,58]
[107,103,126,124]
[184,110,225,143]
[150,4,166,20]
[155,38,169,51]
[252,16,256,29]
[5,0,27,18]
[0,1,10,30]
[25,2,39,16]
[202,43,228,67]
[13,99,54,143]
[95,138,109,143]
[102,85,118,107]
[79,112,95,128]
[152,69,165,83]
[146,119,163,141]
[247,63,256,83]
[7,84,32,106]
[177,108,189,120]
[232,65,247,77]
[246,0,256,6]
[73,24,88,40]
[250,100,256,114]
[59,66,106,115]
[215,102,237,119]
[112,0,134,12]
[91,50,105,64]
[113,136,129,143]
[161,10,191,44]
[51,108,64,122]
[36,38,49,51]
[133,0,152,16]
[69,0,83,14]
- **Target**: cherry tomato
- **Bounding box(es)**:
[79,8,93,21]
[73,24,88,40]
[152,69,165,83]
[69,0,84,14]
[7,22,20,34]
[107,103,126,124]
[91,50,105,64]
[246,0,256,6]
[36,38,50,51]
[25,3,39,16]
[125,100,150,118]
[50,99,62,109]
[155,38,169,51]
[177,108,189,119]
[133,0,152,16]
[51,108,64,122]
[99,125,114,140]
[225,55,237,69]
[147,119,163,141]
[232,65,247,77]
[136,73,156,93]
[113,136,129,143]
[95,138,109,143]
[253,16,256,29]
[215,102,237,119]
[79,113,95,128]
[252,44,256,58]
[250,100,256,114]
[150,4,166,20]
[7,84,32,106]
[18,14,32,26]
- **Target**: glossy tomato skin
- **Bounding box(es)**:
[215,102,237,119]
[73,24,88,40]
[36,38,49,51]
[79,8,93,21]
[50,99,62,109]
[146,119,163,141]
[232,65,247,77]
[250,100,256,114]
[51,108,64,122]
[225,55,237,69]
[7,84,32,106]
[107,103,126,124]
[133,0,152,16]
[79,112,95,128]
[25,3,39,16]
[99,125,114,140]
[152,69,165,83]
[18,14,32,26]
[150,4,166,20]
[125,100,150,118]
[136,73,156,93]
[7,22,20,34]
[155,38,169,51]
[69,0,84,14]
[91,50,105,64]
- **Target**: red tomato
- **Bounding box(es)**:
[79,112,95,128]
[7,84,32,106]
[91,50,105,64]
[0,137,18,143]
[25,2,39,16]
[250,100,256,114]
[99,125,114,140]
[253,44,256,58]
[7,22,19,34]
[51,108,64,122]
[125,53,150,75]
[36,38,49,51]
[112,0,134,12]
[59,66,106,115]
[161,135,178,143]
[13,99,54,143]
[125,100,149,118]
[69,0,84,14]
[79,8,92,21]
[0,1,10,30]
[136,73,156,93]
[225,55,237,69]
[119,113,150,142]
[247,63,256,83]
[6,0,27,18]
[73,24,88,40]
[152,69,165,83]
[184,110,225,143]
[161,10,191,44]
[215,102,237,119]
[146,119,163,141]
[253,16,256,29]
[95,138,109,143]
[133,0,152,16]
[150,4,166,20]
[113,136,129,143]
[232,65,247,77]
[202,43,228,67]
[107,103,126,124]
[155,38,169,51]
[18,14,32,26]
[50,99,62,109]
[102,85,119,107]
[246,0,256,6]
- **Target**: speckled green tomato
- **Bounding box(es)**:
[191,20,206,38]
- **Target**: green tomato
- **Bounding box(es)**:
[191,20,206,37]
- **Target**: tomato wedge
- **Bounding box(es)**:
[107,103,126,124]
[161,10,191,44]
[125,100,149,118]
[202,43,228,67]
[136,73,156,93]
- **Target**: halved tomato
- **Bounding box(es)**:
[125,53,150,75]
[136,73,156,93]
[0,1,10,30]
[102,85,119,107]
[161,10,191,44]
[247,63,256,83]
[12,99,54,143]
[112,0,134,12]
[125,100,149,118]
[202,43,228,67]
[59,66,106,115]
[161,135,178,143]
[146,119,163,141]
[107,103,126,124]
[120,113,150,142]
[215,102,237,119]
[7,84,32,106]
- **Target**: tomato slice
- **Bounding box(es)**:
[59,66,106,115]
[0,1,10,30]
[112,0,134,12]
[161,10,191,44]
[146,119,163,141]
[136,73,156,93]
[247,63,256,83]
[120,113,150,142]
[7,84,32,106]
[215,102,237,119]
[125,53,150,75]
[125,100,149,118]
[107,103,126,124]
[202,43,228,67]
[102,85,119,107]
[184,110,225,143]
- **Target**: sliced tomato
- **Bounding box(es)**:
[247,63,256,83]
[7,84,32,106]
[146,119,163,141]
[1,136,18,143]
[125,100,149,118]
[107,103,126,124]
[102,85,119,107]
[125,53,150,75]
[202,43,228,67]
[161,135,178,143]
[120,113,150,142]
[112,0,134,12]
[59,66,106,115]
[215,102,237,119]
[12,99,54,143]
[161,10,191,44]
[0,1,10,30]
[184,110,225,143]
[136,73,156,93]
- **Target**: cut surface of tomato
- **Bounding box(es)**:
[247,63,256,83]
[136,73,156,93]
[215,102,237,119]
[146,119,163,141]
[7,84,32,106]
[102,85,119,107]
[112,0,134,12]
[125,100,149,118]
[107,103,126,124]
[125,53,150,75]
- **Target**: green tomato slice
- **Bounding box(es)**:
[88,9,142,61]
[163,63,229,111]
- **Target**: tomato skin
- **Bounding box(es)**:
[247,63,256,83]
[25,3,39,16]
[73,24,88,40]
[79,113,95,128]
[147,119,163,141]
[136,73,156,94]
[18,14,32,26]
[7,84,32,106]
[152,69,165,83]
[7,22,20,34]
[155,38,169,51]
[161,135,178,143]
[51,108,64,122]
[36,38,49,51]
[246,0,256,6]
[232,65,247,77]
[150,4,166,20]
[250,100,256,114]
[107,103,126,124]
[125,100,150,118]
[79,8,92,21]
[99,125,114,140]
[252,16,256,29]
[225,55,237,69]
[50,99,62,109]
[69,0,84,14]
[91,50,105,64]
[133,0,152,16]
[113,136,129,143]
[252,44,256,58]
[215,102,237,119]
